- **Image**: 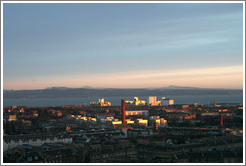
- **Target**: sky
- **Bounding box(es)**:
[3,3,244,90]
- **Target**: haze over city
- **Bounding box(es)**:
[3,3,243,90]
[2,2,244,164]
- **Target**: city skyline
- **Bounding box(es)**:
[3,3,244,90]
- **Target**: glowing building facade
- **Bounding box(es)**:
[90,98,111,106]
[148,96,162,106]
[125,97,147,106]
[125,110,149,116]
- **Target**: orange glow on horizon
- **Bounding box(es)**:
[3,65,243,90]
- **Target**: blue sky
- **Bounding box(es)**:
[3,3,244,90]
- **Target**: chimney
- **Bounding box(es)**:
[220,110,223,127]
[121,99,126,124]
[213,100,216,107]
[154,122,159,131]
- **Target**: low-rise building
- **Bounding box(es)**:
[4,133,72,149]
[127,129,150,138]
[125,110,149,116]
[149,116,167,128]
[6,115,17,122]
[135,119,148,127]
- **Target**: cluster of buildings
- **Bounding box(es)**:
[125,96,174,106]
[68,111,167,129]
[90,96,174,107]
[3,126,243,163]
[2,98,243,163]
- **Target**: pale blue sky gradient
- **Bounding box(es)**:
[3,3,244,90]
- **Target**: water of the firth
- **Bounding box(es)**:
[3,95,243,107]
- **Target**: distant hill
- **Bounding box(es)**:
[160,85,204,89]
[3,86,243,99]
[45,87,73,90]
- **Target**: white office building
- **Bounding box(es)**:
[162,97,174,106]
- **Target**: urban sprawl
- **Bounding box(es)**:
[3,96,243,163]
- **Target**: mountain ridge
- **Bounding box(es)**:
[4,85,243,91]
